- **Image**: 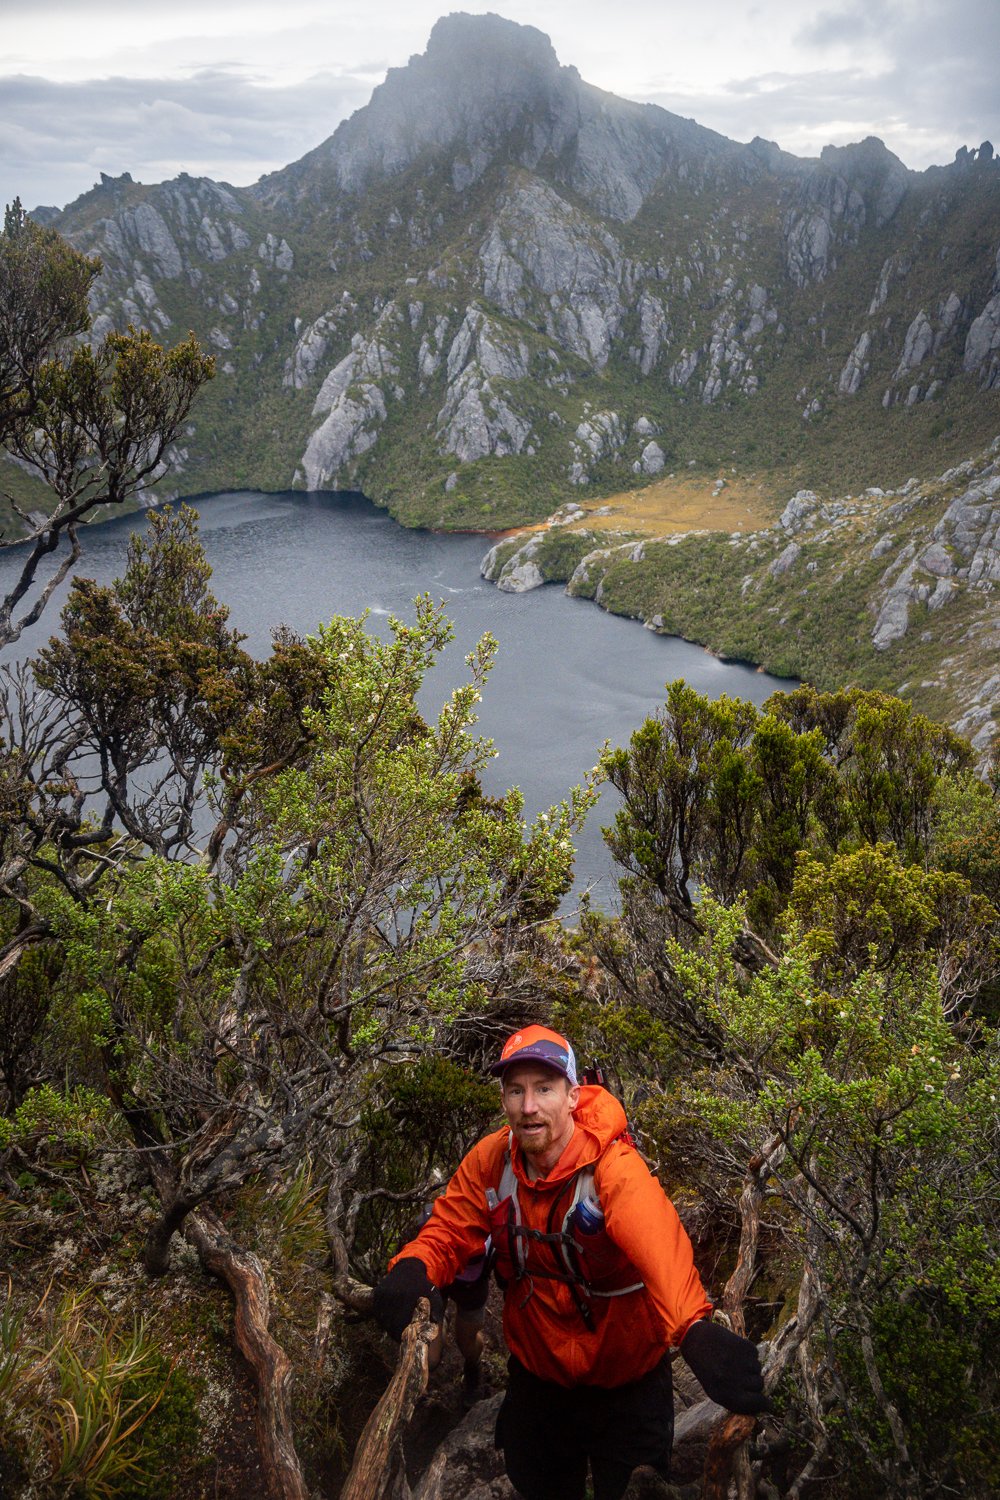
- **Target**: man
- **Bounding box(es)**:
[374,1025,768,1500]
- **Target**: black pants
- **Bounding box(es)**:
[495,1353,674,1500]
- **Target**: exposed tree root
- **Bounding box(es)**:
[183,1206,309,1500]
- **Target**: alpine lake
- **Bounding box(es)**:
[0,490,793,909]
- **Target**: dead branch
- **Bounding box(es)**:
[701,1134,785,1500]
[340,1297,439,1500]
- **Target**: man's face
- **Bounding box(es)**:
[501,1062,580,1170]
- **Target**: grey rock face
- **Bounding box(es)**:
[895,311,933,376]
[197,216,229,262]
[575,410,625,462]
[631,290,671,375]
[936,291,963,348]
[838,330,872,394]
[668,349,699,388]
[301,10,741,227]
[302,384,386,488]
[323,13,570,196]
[435,307,533,462]
[928,578,957,610]
[301,307,406,483]
[44,13,1000,542]
[103,203,183,279]
[700,285,760,403]
[785,209,835,287]
[411,1391,514,1500]
[498,557,545,592]
[284,311,340,389]
[868,257,897,314]
[480,179,626,368]
[784,141,906,288]
[258,233,294,270]
[872,591,913,650]
[933,474,1000,580]
[482,533,547,592]
[312,346,359,414]
[437,369,532,462]
[964,252,1000,388]
[868,460,1000,649]
[418,315,451,380]
[567,547,613,595]
[919,541,954,577]
[446,307,529,384]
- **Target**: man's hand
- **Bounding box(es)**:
[373,1258,444,1341]
[680,1318,772,1415]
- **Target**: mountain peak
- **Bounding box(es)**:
[422,11,561,76]
[259,11,735,216]
[289,12,575,197]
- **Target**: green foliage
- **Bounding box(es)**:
[587,676,1000,1495]
[360,1055,498,1193]
[354,1056,500,1268]
[656,892,1000,1493]
[599,680,980,943]
[832,1301,1000,1499]
[6,509,595,1282]
[933,768,1000,907]
[0,1082,112,1159]
[273,1158,330,1268]
[0,1288,201,1498]
[0,198,99,444]
[0,203,214,649]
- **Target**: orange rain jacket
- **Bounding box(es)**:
[390,1085,712,1388]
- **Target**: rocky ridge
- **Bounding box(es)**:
[12,11,997,534]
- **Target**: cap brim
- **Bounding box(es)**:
[491,1044,573,1080]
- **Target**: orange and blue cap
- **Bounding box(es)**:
[491,1025,579,1086]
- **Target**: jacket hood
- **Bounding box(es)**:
[510,1083,629,1186]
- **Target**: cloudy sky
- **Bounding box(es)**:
[3,0,998,213]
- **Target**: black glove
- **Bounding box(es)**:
[373,1258,444,1341]
[680,1318,772,1415]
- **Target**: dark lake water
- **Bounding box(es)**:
[0,490,792,908]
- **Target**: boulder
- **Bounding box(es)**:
[497,558,544,593]
[640,441,666,476]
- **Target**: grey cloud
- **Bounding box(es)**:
[795,0,891,47]
[0,68,371,212]
[643,26,998,171]
[797,0,1000,56]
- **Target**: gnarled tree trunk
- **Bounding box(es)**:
[341,1298,439,1500]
